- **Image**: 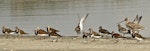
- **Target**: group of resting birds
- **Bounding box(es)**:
[2,26,28,35]
[75,14,145,43]
[2,26,61,42]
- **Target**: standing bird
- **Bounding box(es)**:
[111,31,126,43]
[99,26,111,38]
[34,27,49,39]
[47,26,61,42]
[46,26,59,33]
[118,17,144,34]
[35,27,49,36]
[2,26,15,35]
[89,28,103,41]
[2,26,16,38]
[132,33,145,44]
[117,24,131,37]
[125,17,144,33]
[118,15,144,34]
[15,26,28,36]
[82,31,91,43]
[75,13,89,36]
[82,32,91,39]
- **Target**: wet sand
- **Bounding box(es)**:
[0,35,150,51]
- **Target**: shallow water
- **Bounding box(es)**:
[0,0,150,37]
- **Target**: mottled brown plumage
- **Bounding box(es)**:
[111,31,126,43]
[47,26,61,42]
[89,28,102,39]
[15,26,28,35]
[132,33,145,43]
[117,24,131,36]
[75,25,81,34]
[34,27,49,39]
[34,29,49,36]
[46,26,59,33]
[37,29,48,34]
[132,33,145,39]
[99,26,111,35]
[2,26,15,34]
[112,34,126,38]
[46,26,61,37]
[111,31,126,38]
[49,32,61,37]
[36,27,49,35]
[124,17,144,33]
[89,28,101,36]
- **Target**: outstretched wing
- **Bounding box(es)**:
[133,15,139,23]
[79,13,89,31]
[80,13,89,23]
[133,15,142,24]
[137,16,142,24]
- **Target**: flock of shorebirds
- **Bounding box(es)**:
[75,13,145,43]
[2,26,61,42]
[1,13,146,43]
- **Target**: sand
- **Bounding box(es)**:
[0,35,150,51]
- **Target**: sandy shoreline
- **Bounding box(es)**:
[0,35,150,51]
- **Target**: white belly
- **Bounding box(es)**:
[9,32,16,35]
[135,37,143,41]
[50,36,58,38]
[91,34,102,38]
[120,30,128,34]
[37,34,49,36]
